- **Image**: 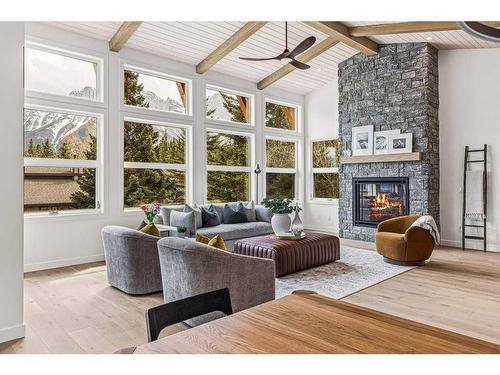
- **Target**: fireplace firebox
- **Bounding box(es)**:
[353,177,409,228]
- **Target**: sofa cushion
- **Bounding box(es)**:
[160,205,184,226]
[208,234,227,251]
[242,201,256,222]
[201,205,221,227]
[170,210,196,236]
[255,205,273,223]
[184,204,202,229]
[196,221,273,241]
[223,203,248,224]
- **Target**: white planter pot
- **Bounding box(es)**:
[271,213,291,235]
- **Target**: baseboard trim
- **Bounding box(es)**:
[440,239,499,252]
[0,324,25,344]
[24,254,105,273]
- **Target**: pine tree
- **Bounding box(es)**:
[266,102,292,130]
[25,139,36,157]
[70,134,97,208]
[41,139,56,158]
[57,142,71,159]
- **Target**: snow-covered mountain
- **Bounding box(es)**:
[206,92,232,121]
[143,91,184,113]
[24,109,96,157]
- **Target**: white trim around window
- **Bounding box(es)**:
[120,116,192,212]
[204,83,255,128]
[308,137,339,203]
[263,97,302,134]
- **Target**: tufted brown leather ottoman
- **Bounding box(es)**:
[233,232,340,277]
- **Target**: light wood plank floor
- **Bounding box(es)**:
[1,243,499,353]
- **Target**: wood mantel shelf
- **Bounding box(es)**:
[340,152,422,164]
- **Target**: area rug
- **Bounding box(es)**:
[275,246,414,299]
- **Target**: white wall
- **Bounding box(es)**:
[0,22,25,343]
[24,23,305,271]
[304,79,339,233]
[439,48,500,251]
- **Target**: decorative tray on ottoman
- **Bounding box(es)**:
[275,232,306,240]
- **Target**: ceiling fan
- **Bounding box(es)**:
[239,22,316,70]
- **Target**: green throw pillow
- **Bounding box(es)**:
[139,223,160,237]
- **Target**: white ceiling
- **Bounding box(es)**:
[49,21,500,95]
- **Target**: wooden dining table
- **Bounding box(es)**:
[133,293,500,354]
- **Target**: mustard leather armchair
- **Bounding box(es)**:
[375,215,435,266]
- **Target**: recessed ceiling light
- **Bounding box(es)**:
[426,36,433,41]
[316,67,322,72]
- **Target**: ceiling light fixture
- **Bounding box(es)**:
[426,36,433,41]
[457,21,500,43]
[316,67,322,72]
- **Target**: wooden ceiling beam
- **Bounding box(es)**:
[349,21,500,37]
[196,21,268,74]
[109,22,142,52]
[257,37,340,90]
[304,21,378,55]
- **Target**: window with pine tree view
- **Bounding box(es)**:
[206,87,250,125]
[25,47,98,100]
[122,67,187,208]
[312,139,339,199]
[265,138,296,199]
[23,108,99,212]
[206,131,250,203]
[124,68,187,114]
[265,101,296,131]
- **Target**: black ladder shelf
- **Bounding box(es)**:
[462,144,487,252]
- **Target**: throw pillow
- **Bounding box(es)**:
[201,205,221,227]
[207,234,226,251]
[184,204,202,229]
[255,205,273,223]
[160,206,183,226]
[136,220,147,231]
[223,203,248,224]
[139,223,160,237]
[241,200,256,222]
[170,210,196,236]
[195,233,210,244]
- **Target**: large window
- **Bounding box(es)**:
[25,45,101,101]
[206,86,252,125]
[265,100,298,131]
[265,138,297,199]
[123,120,187,208]
[206,130,251,203]
[123,66,188,115]
[23,107,101,213]
[311,139,339,199]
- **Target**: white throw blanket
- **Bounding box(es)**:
[409,215,440,245]
[465,170,486,221]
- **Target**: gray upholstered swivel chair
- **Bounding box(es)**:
[157,237,275,325]
[102,226,162,295]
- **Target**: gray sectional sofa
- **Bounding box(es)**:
[156,203,274,249]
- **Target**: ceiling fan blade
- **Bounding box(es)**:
[290,60,311,70]
[287,36,316,59]
[239,55,282,61]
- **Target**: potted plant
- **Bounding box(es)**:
[176,225,188,238]
[261,197,293,235]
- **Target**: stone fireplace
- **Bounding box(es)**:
[338,43,440,241]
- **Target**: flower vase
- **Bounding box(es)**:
[291,209,303,235]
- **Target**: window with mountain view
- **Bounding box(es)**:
[123,121,187,208]
[24,47,99,100]
[123,68,187,114]
[265,138,296,199]
[206,131,251,202]
[206,87,251,125]
[312,139,339,199]
[23,108,100,213]
[265,100,297,131]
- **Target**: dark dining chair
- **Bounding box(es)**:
[145,288,233,342]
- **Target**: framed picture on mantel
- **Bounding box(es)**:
[351,125,373,156]
[374,129,400,155]
[388,133,413,154]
